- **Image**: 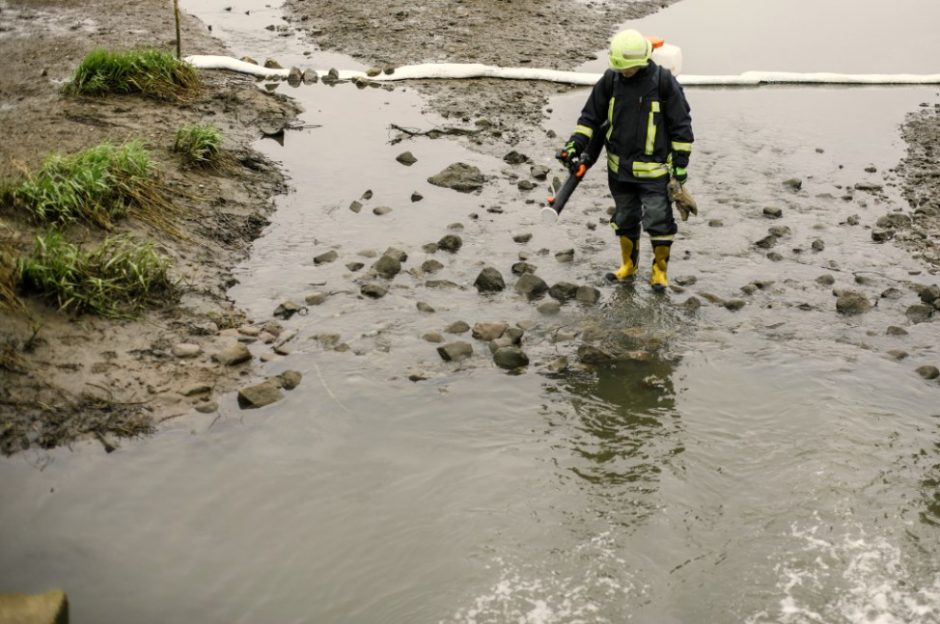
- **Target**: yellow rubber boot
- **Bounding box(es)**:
[650,243,671,292]
[610,236,639,281]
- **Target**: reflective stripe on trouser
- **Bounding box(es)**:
[608,174,677,239]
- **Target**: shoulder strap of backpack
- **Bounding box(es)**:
[658,66,671,102]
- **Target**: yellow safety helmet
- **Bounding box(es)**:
[608,29,652,71]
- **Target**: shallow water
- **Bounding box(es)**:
[2,1,939,623]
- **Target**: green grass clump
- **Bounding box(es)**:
[70,48,200,99]
[14,141,160,229]
[174,123,223,165]
[16,231,175,318]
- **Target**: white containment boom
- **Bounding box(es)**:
[184,55,940,87]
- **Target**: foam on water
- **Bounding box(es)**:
[444,532,644,624]
[747,517,940,624]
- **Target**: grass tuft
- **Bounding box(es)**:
[16,231,176,318]
[70,48,200,99]
[13,141,167,229]
[0,221,22,311]
[174,123,223,166]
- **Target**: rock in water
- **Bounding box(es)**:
[427,163,486,192]
[493,346,529,369]
[514,272,548,299]
[474,267,505,293]
[437,341,473,362]
[835,290,872,315]
[396,151,418,166]
[238,380,283,409]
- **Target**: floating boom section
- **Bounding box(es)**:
[184,56,940,86]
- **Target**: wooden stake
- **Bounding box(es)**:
[174,0,181,59]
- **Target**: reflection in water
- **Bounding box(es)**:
[547,291,686,526]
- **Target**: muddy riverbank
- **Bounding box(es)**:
[0,0,299,454]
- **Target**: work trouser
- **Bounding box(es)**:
[608,173,677,239]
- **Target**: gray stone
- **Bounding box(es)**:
[887,350,909,361]
[576,286,601,305]
[530,164,550,180]
[445,320,471,334]
[172,343,202,358]
[472,322,508,341]
[916,365,940,380]
[182,383,212,397]
[763,206,783,219]
[416,301,435,313]
[437,341,473,362]
[493,347,529,370]
[361,283,388,299]
[474,267,506,293]
[876,213,912,229]
[515,272,549,299]
[396,151,417,166]
[238,325,261,337]
[314,250,338,265]
[305,292,328,305]
[782,178,802,191]
[382,247,408,263]
[766,252,784,262]
[768,225,791,238]
[919,285,940,304]
[724,299,746,312]
[273,300,303,319]
[195,401,219,414]
[438,234,463,252]
[755,235,777,249]
[816,274,835,286]
[905,304,934,324]
[422,332,444,343]
[675,276,698,287]
[511,261,537,275]
[287,66,303,85]
[683,296,702,312]
[537,300,561,315]
[426,279,460,289]
[513,232,533,243]
[549,281,579,302]
[886,325,909,336]
[871,229,894,242]
[503,150,529,164]
[505,327,524,344]
[238,380,283,409]
[428,162,486,192]
[555,249,575,263]
[708,219,724,227]
[881,287,904,300]
[349,200,363,213]
[345,262,364,272]
[811,238,826,252]
[578,344,614,365]
[213,341,252,366]
[373,206,393,216]
[544,356,569,373]
[517,180,536,191]
[421,259,444,273]
[411,192,424,202]
[836,291,872,315]
[373,255,402,279]
[277,370,303,390]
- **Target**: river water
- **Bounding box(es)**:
[2,1,939,623]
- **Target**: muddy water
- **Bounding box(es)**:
[2,1,940,623]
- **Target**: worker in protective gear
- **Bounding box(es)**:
[558,29,695,292]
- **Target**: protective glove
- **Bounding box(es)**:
[556,134,588,170]
[668,178,698,221]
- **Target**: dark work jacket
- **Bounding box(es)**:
[573,62,694,187]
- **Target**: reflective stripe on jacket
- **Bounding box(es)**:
[572,62,693,185]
